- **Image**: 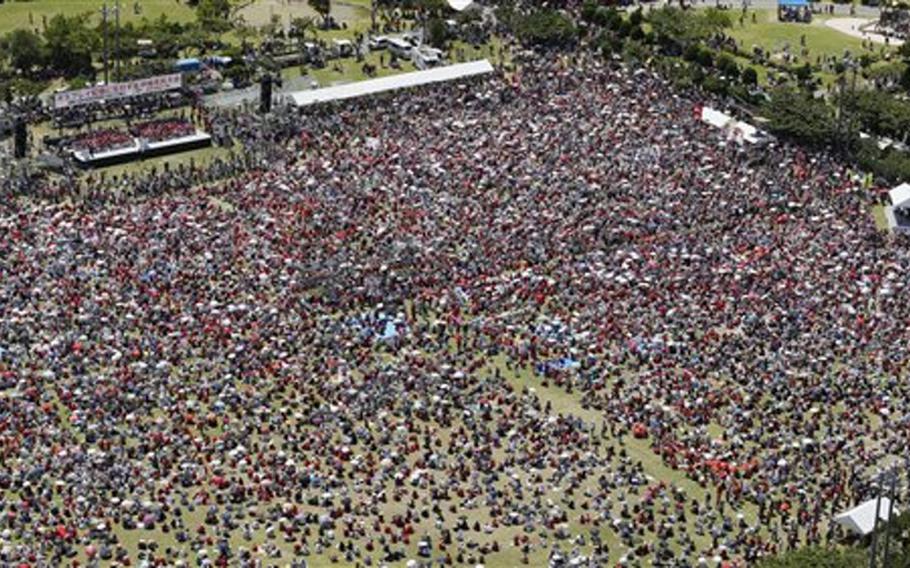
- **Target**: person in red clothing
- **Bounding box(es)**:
[0,51,906,568]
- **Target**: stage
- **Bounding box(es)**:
[72,131,212,168]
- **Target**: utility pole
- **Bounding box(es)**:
[868,467,900,568]
[847,62,858,147]
[835,57,858,157]
[880,469,899,568]
[115,0,121,82]
[371,0,377,33]
[869,483,883,568]
[101,2,110,84]
[835,70,846,155]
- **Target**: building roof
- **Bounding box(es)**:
[290,60,494,107]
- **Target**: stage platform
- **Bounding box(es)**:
[72,131,212,168]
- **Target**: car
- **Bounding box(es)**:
[402,31,422,46]
[413,46,444,69]
[332,39,356,58]
[368,36,389,51]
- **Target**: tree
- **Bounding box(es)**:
[426,17,448,48]
[290,16,316,43]
[234,16,258,50]
[417,0,446,14]
[741,66,758,86]
[701,7,733,31]
[261,13,284,39]
[648,6,730,53]
[794,61,813,83]
[308,0,331,27]
[43,13,100,78]
[195,0,237,32]
[4,29,44,75]
[180,24,213,56]
[763,87,838,148]
[141,14,190,58]
[715,53,739,80]
[581,0,600,23]
[514,10,577,48]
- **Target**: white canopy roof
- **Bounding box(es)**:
[447,0,476,11]
[290,60,494,107]
[699,106,765,144]
[834,497,898,536]
[889,183,910,210]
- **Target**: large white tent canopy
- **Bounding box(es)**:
[447,0,476,11]
[290,60,494,108]
[698,106,766,144]
[889,182,910,210]
[834,498,898,536]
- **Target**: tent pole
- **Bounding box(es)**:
[881,469,898,568]
[869,483,883,568]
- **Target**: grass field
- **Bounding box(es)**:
[728,9,884,64]
[0,0,377,37]
[0,0,197,36]
[237,0,372,30]
[872,203,889,230]
[36,350,732,567]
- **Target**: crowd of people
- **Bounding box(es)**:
[49,91,195,130]
[69,128,136,155]
[63,117,200,157]
[0,50,908,568]
[132,118,198,143]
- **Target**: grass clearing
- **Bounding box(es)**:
[0,0,196,36]
[237,0,371,30]
[872,204,889,230]
[728,9,887,65]
[93,143,236,180]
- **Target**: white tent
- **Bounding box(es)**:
[834,497,898,536]
[698,106,767,145]
[889,183,910,211]
[290,60,494,107]
[447,0,476,11]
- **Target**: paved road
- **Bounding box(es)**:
[203,75,317,108]
[825,16,904,45]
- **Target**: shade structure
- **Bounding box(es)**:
[889,182,910,210]
[447,0,475,11]
[834,497,898,536]
[290,60,494,107]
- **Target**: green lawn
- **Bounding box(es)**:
[237,0,372,30]
[0,0,376,38]
[282,36,505,87]
[728,9,885,65]
[872,203,889,230]
[94,143,235,180]
[0,0,196,36]
[308,55,419,86]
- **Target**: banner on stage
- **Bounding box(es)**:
[54,73,183,109]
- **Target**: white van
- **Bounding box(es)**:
[332,39,355,58]
[413,47,443,69]
[386,37,414,59]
